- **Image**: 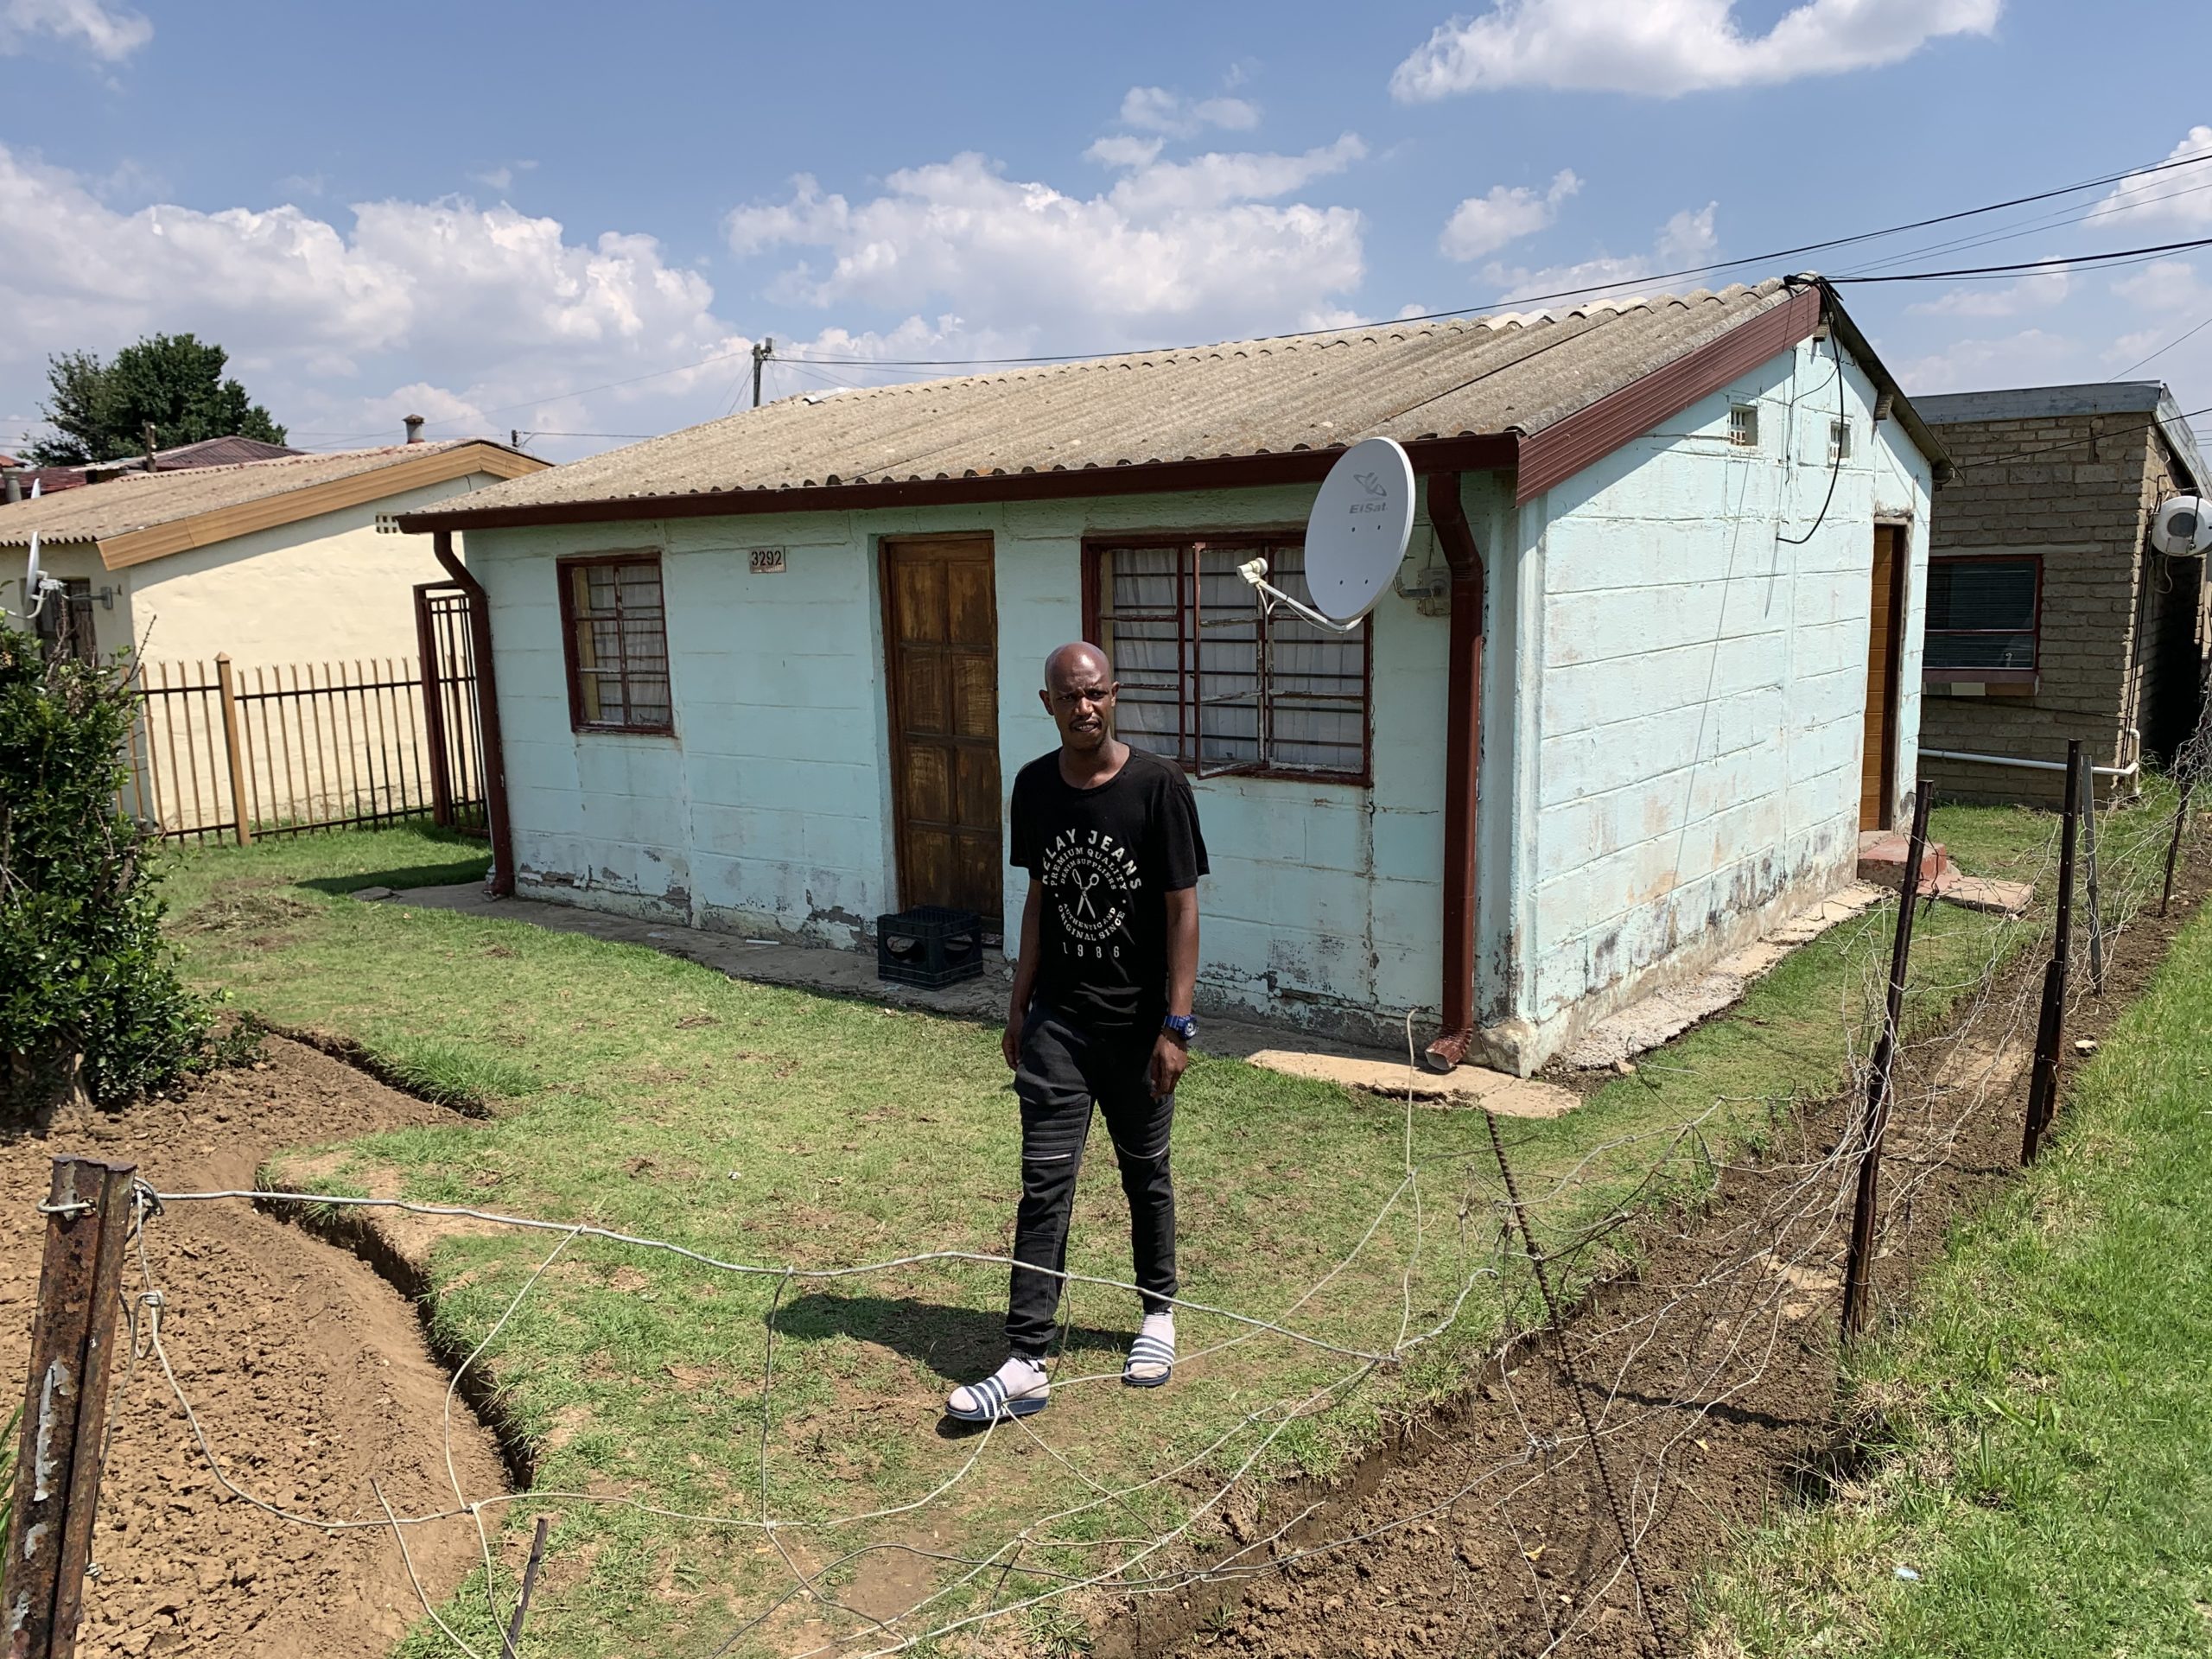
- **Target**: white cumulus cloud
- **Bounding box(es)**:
[0,144,758,458]
[1390,0,2000,99]
[0,0,150,60]
[1479,202,1718,305]
[726,141,1368,345]
[1906,267,2070,318]
[1119,86,1262,137]
[2096,126,2212,232]
[1440,168,1581,262]
[2113,259,2211,315]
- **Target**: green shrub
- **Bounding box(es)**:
[0,626,214,1104]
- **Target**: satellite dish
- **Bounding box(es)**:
[1236,436,1416,633]
[2150,493,2212,557]
[20,478,59,619]
[1307,437,1416,623]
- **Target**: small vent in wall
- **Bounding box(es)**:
[374,512,401,534]
[1830,418,1853,460]
[1728,404,1760,448]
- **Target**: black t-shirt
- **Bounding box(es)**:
[1010,745,1208,1034]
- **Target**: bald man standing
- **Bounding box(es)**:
[946,642,1207,1423]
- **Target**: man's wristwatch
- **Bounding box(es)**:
[1161,1014,1198,1045]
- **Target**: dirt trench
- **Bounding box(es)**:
[1105,862,2203,1659]
[0,1037,510,1659]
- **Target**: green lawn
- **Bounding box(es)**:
[1698,820,2212,1659]
[148,795,2175,1657]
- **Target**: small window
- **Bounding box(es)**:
[1729,404,1760,448]
[559,553,673,732]
[1092,538,1369,780]
[1926,556,2038,678]
[1829,418,1853,460]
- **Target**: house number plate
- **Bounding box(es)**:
[748,548,786,575]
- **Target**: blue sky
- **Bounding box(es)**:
[2,0,2208,462]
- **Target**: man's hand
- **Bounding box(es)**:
[1148,1032,1190,1100]
[1003,1014,1023,1071]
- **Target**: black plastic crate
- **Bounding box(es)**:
[876,905,985,988]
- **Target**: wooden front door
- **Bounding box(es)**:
[1860,524,1906,831]
[883,537,1002,923]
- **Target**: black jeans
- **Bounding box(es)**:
[1006,1005,1179,1358]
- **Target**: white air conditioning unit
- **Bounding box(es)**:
[2150,493,2212,557]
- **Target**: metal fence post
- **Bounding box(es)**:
[3,1159,137,1659]
[2079,749,2104,995]
[2022,739,2082,1164]
[1841,785,1931,1339]
[214,654,252,847]
[2162,774,2195,918]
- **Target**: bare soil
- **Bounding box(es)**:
[0,1036,509,1659]
[1110,863,2205,1659]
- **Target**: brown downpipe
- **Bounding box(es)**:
[434,530,516,898]
[1424,473,1485,1072]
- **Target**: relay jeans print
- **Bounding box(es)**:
[1006,1006,1179,1357]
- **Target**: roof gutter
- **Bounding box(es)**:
[392,435,1519,535]
[435,530,516,898]
[1423,473,1485,1073]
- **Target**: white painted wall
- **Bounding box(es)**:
[470,484,1465,1042]
[467,336,1931,1062]
[1498,336,1932,1065]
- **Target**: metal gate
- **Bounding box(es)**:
[414,582,488,834]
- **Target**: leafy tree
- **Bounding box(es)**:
[27,333,287,467]
[0,626,227,1109]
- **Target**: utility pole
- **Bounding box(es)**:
[751,336,776,408]
[141,422,157,473]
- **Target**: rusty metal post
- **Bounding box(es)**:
[2080,750,2104,995]
[3,1160,137,1659]
[2023,740,2082,1165]
[2161,776,2194,918]
[501,1515,551,1657]
[1841,785,1931,1340]
[213,654,252,847]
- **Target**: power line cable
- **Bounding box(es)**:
[2112,314,2212,379]
[399,143,2212,415]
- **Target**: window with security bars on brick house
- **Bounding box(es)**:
[1090,539,1369,780]
[559,553,674,732]
[1925,555,2040,679]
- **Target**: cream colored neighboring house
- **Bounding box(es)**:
[0,439,545,668]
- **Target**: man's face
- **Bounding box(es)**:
[1040,659,1118,753]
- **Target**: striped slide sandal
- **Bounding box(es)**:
[1122,1328,1175,1389]
[944,1363,1050,1423]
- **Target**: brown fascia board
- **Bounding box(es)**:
[1514,283,1827,505]
[94,443,547,570]
[391,435,1522,534]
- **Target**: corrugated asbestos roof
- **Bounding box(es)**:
[423,280,1805,519]
[0,441,518,547]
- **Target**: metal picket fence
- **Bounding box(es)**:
[123,653,484,844]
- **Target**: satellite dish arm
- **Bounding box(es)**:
[1234,557,1364,635]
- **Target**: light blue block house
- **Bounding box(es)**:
[402,278,1948,1075]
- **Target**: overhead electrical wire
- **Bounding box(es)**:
[388,141,2212,423]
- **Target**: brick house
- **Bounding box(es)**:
[1914,383,2207,806]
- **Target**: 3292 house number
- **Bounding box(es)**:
[748,548,786,575]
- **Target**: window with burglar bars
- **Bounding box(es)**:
[1091,539,1369,780]
[559,553,674,732]
[1924,555,2040,679]
[34,579,95,664]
